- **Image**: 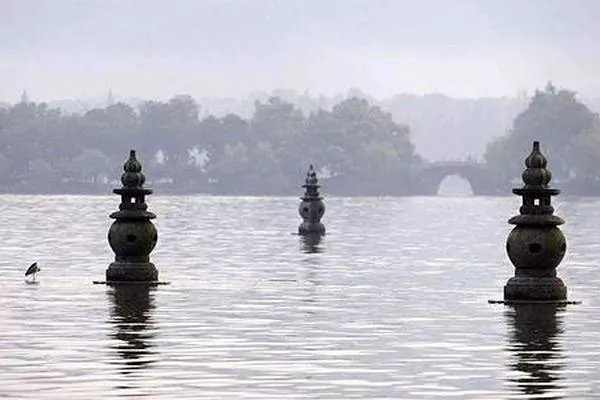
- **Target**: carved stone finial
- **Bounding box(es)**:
[306,164,318,185]
[521,141,552,188]
[511,141,562,222]
[121,150,146,188]
[111,150,154,217]
[302,164,321,200]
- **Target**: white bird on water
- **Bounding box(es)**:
[25,262,40,282]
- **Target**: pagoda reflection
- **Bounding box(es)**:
[505,303,566,399]
[107,285,157,376]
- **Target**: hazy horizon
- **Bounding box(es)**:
[2,0,599,103]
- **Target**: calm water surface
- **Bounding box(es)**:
[0,195,599,399]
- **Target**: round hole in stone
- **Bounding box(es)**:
[126,234,137,242]
[302,207,309,214]
[528,243,542,254]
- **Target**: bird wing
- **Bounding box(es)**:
[25,262,39,276]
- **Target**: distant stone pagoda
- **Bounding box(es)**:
[504,141,567,302]
[105,150,159,283]
[298,165,326,235]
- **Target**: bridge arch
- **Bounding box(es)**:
[413,161,504,195]
[437,174,474,195]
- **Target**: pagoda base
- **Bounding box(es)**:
[503,276,567,301]
[105,261,158,282]
[299,222,325,235]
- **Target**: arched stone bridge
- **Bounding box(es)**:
[412,161,506,195]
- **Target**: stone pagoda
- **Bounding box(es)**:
[298,165,326,235]
[504,141,567,301]
[106,150,159,282]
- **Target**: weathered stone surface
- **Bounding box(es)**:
[106,262,158,282]
[106,150,159,282]
[108,220,158,261]
[298,201,325,234]
[503,141,567,301]
[504,277,567,301]
[506,226,566,272]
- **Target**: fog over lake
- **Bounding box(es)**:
[1,0,600,101]
[2,3,600,397]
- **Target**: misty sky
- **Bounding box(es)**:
[1,0,599,102]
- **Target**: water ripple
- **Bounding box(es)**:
[0,195,599,398]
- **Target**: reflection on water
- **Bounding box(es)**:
[300,233,324,254]
[505,304,565,399]
[108,285,157,376]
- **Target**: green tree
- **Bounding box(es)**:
[484,135,520,184]
[249,97,306,191]
[251,97,305,141]
[485,83,598,180]
[70,148,114,184]
[0,92,421,195]
[565,129,600,180]
[138,94,201,159]
[306,97,416,194]
[83,102,138,157]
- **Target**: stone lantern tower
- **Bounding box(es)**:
[504,141,567,301]
[106,150,158,282]
[298,165,326,235]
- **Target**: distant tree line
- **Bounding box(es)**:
[485,83,600,192]
[2,83,599,196]
[47,88,534,162]
[0,96,421,195]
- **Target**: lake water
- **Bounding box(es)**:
[1,194,599,399]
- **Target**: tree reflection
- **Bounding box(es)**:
[505,303,566,399]
[107,285,157,376]
[300,233,323,254]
